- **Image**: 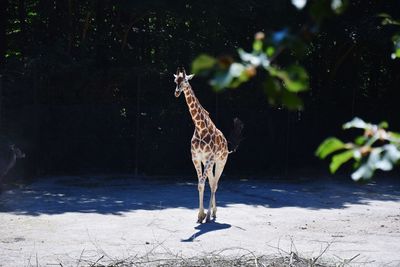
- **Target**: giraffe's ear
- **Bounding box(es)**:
[173,74,177,78]
[186,74,194,80]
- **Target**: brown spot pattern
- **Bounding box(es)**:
[217,137,221,145]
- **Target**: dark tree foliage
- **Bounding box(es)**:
[0,0,399,177]
[0,0,8,66]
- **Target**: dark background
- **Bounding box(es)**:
[0,0,399,179]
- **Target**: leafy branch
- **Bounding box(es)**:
[316,118,400,181]
[190,0,351,110]
[191,31,309,110]
[377,13,400,59]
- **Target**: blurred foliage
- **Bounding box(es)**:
[378,13,400,59]
[191,31,310,110]
[316,9,400,179]
[192,0,399,109]
[316,118,400,181]
[191,0,350,110]
[392,34,400,59]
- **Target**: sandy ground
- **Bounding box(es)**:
[0,175,400,266]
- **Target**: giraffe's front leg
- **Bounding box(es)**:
[206,165,216,222]
[192,158,206,223]
[197,180,206,223]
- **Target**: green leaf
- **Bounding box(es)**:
[229,72,249,89]
[28,11,38,17]
[375,157,393,171]
[330,150,354,173]
[226,63,248,89]
[282,90,303,110]
[266,46,275,57]
[210,72,233,91]
[383,144,400,163]
[379,121,389,129]
[191,54,216,74]
[315,137,345,159]
[394,48,400,59]
[343,117,368,129]
[263,76,281,105]
[253,40,263,52]
[378,13,400,26]
[351,165,374,181]
[389,131,400,141]
[229,63,246,77]
[355,136,367,145]
[285,65,309,92]
[268,65,309,92]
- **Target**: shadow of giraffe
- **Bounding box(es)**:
[181,219,231,242]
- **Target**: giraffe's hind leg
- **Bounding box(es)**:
[212,158,227,219]
[201,157,215,223]
[205,162,216,222]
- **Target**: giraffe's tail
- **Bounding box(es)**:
[227,117,244,154]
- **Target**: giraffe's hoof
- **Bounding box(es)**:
[197,213,206,223]
[206,214,216,223]
[205,213,211,223]
[212,209,217,220]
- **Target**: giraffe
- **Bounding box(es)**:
[173,67,243,223]
[0,144,25,192]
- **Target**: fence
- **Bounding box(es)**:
[0,72,391,179]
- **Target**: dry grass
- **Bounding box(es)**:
[72,244,362,267]
[27,238,364,267]
[80,253,328,267]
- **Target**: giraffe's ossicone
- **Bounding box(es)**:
[173,67,243,223]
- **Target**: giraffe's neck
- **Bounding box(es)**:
[1,151,16,178]
[182,84,210,133]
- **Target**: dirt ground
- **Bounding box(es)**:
[0,175,400,266]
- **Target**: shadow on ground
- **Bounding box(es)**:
[0,175,399,216]
[181,219,232,242]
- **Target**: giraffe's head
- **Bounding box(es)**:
[173,67,194,98]
[9,144,25,159]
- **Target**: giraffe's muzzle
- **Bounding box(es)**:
[175,86,182,97]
